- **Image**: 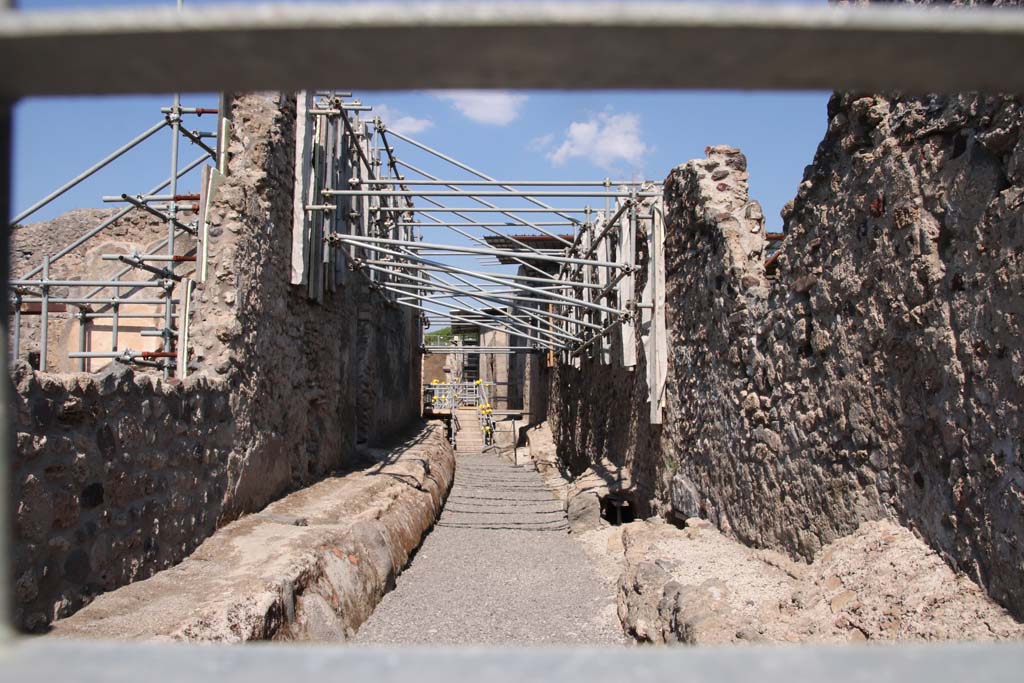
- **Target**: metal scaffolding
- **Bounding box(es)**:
[8,83,664,411]
[8,96,225,378]
[291,90,668,420]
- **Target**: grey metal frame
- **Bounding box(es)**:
[3,2,1024,95]
[1,0,11,643]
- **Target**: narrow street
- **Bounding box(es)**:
[354,448,624,645]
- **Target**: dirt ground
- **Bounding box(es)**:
[576,518,1024,645]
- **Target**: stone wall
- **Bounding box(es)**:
[10,93,422,631]
[11,365,234,631]
[550,90,1024,618]
[47,422,454,642]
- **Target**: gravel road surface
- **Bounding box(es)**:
[353,451,625,645]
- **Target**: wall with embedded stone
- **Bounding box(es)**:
[11,365,234,631]
[550,90,1024,618]
[10,92,421,631]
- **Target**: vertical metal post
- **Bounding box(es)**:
[40,255,49,372]
[512,418,518,467]
[1,0,13,633]
[164,0,184,377]
[111,299,119,354]
[165,93,181,378]
[11,294,20,360]
[217,92,228,175]
[76,309,86,371]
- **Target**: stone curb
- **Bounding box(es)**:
[48,422,455,642]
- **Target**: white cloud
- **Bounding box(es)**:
[435,91,528,126]
[529,133,554,152]
[374,104,434,136]
[548,112,648,173]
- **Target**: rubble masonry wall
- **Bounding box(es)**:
[10,93,422,631]
[550,91,1024,617]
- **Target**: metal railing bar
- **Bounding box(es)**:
[4,3,1024,95]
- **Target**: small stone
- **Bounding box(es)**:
[792,275,818,293]
[847,627,868,642]
[830,589,858,613]
[14,571,39,604]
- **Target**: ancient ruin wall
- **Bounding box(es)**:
[10,93,422,631]
[550,91,1024,617]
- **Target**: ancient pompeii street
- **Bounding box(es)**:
[5,0,1024,665]
[355,451,624,646]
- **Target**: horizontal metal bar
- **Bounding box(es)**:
[383,278,602,322]
[326,189,658,198]
[391,135,582,229]
[5,639,1024,683]
[381,280,583,344]
[79,312,168,320]
[417,249,564,256]
[364,259,603,291]
[335,234,624,269]
[394,157,576,267]
[10,279,166,288]
[100,253,196,263]
[424,346,538,352]
[389,296,569,348]
[356,244,624,316]
[102,193,200,202]
[160,106,217,115]
[3,4,1024,96]
[400,296,581,345]
[425,349,535,355]
[381,278,602,325]
[380,206,590,214]
[397,221,579,227]
[363,179,638,187]
[17,298,177,305]
[310,106,373,114]
[68,350,176,359]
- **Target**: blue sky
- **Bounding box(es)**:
[11,0,830,233]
